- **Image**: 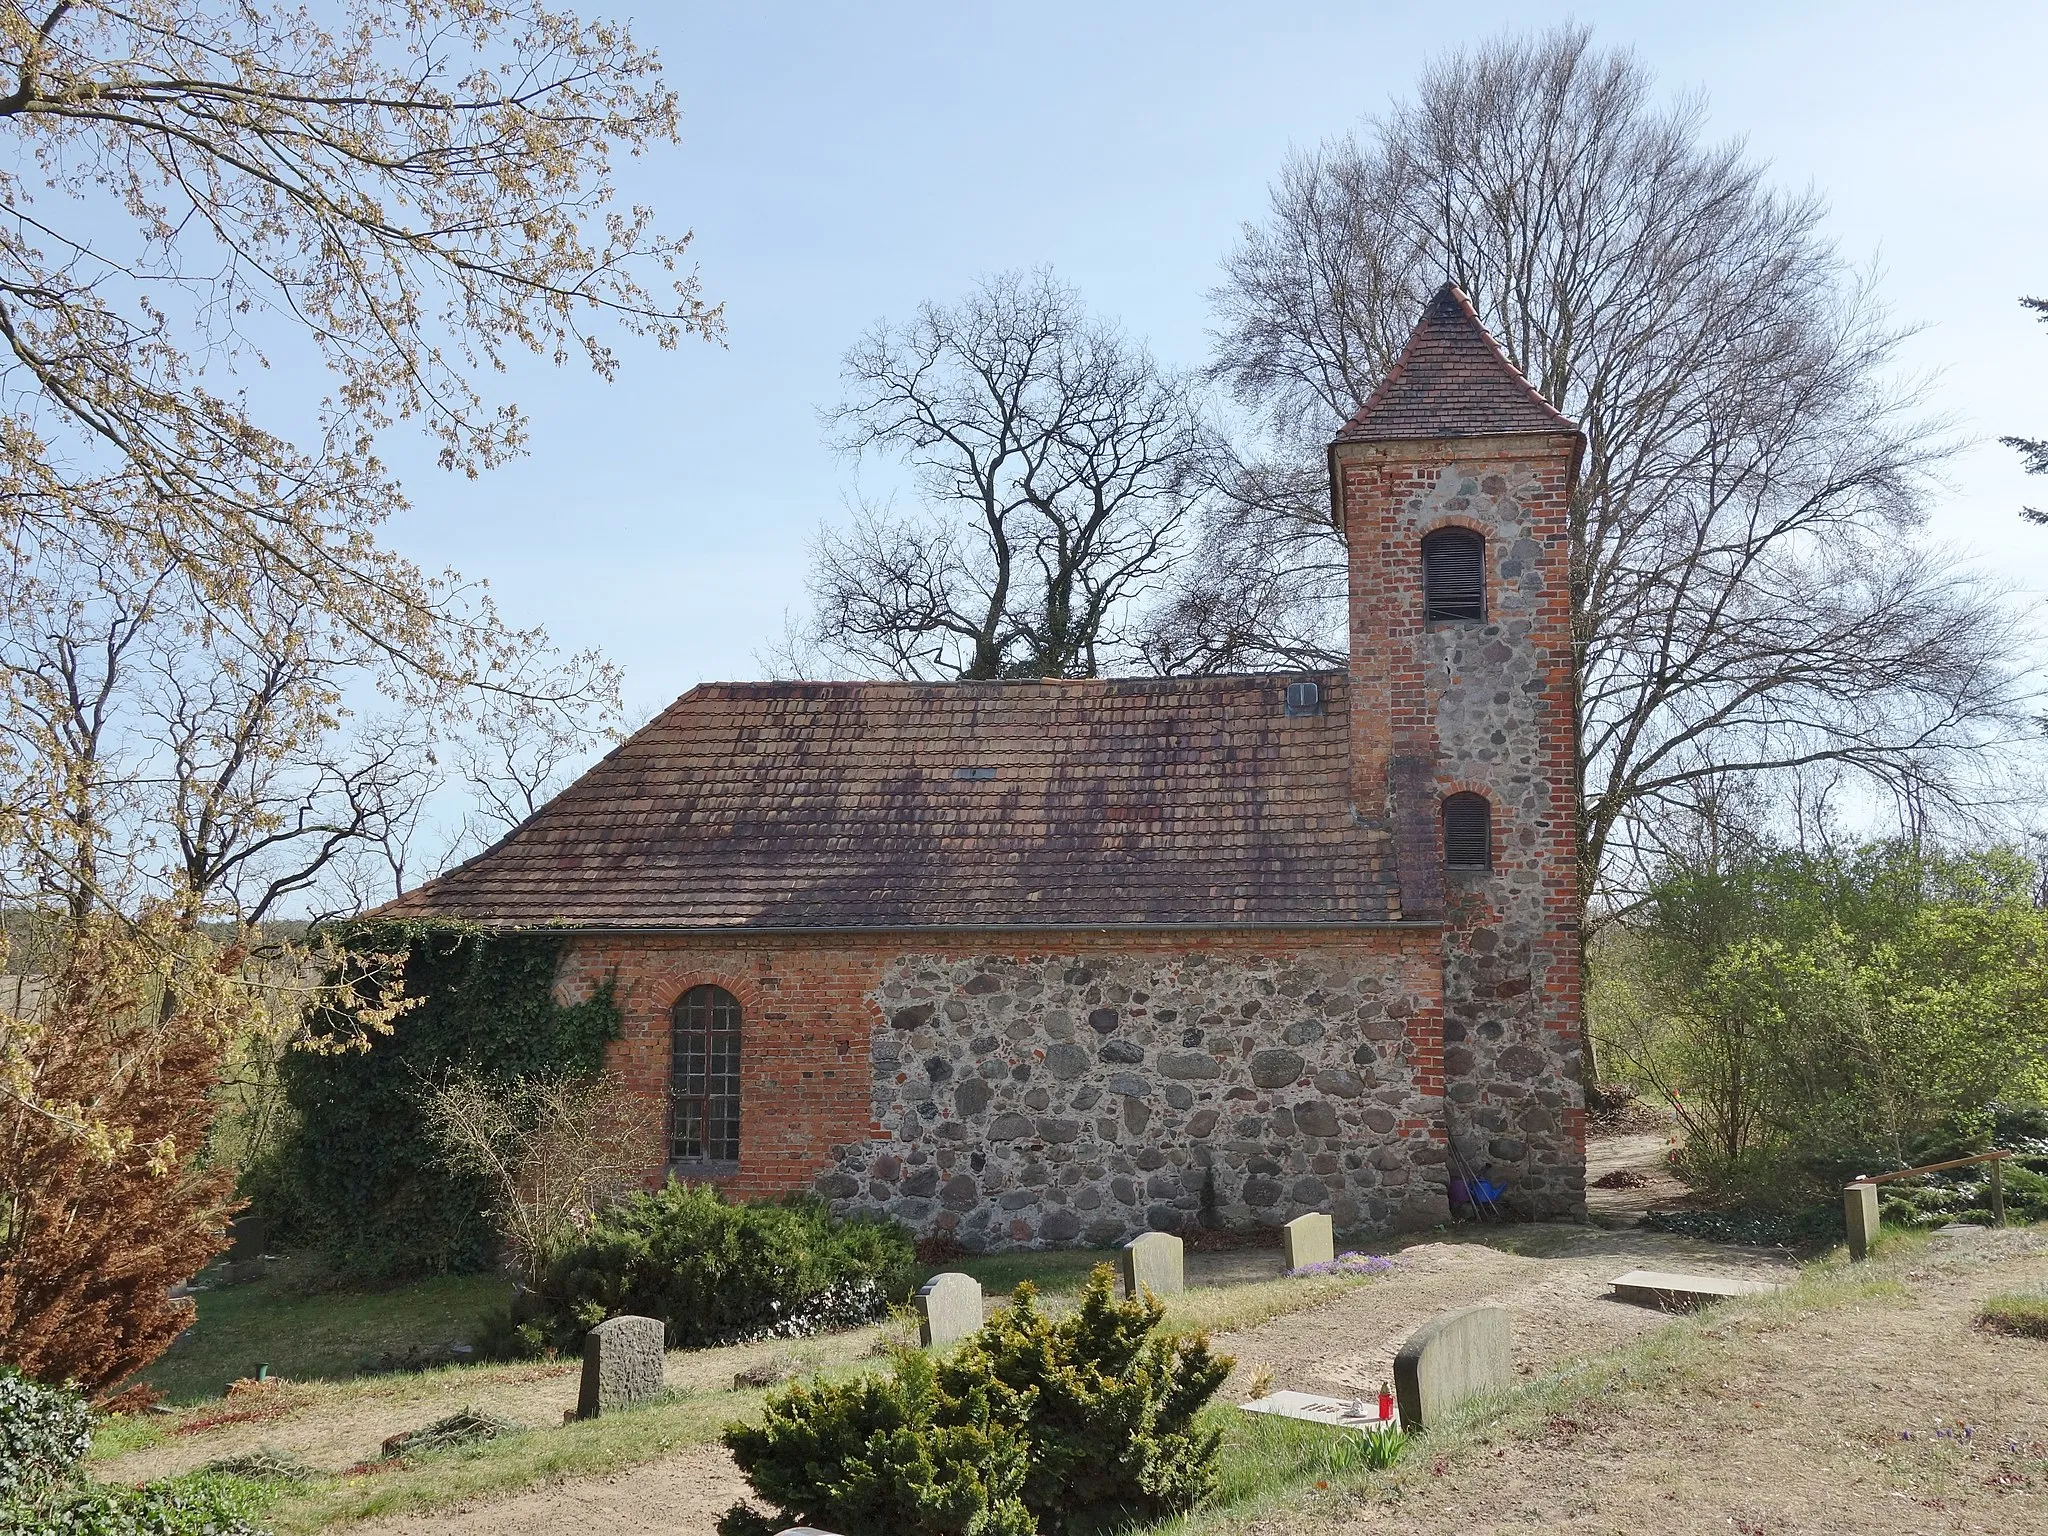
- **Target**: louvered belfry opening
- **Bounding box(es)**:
[1442,792,1492,871]
[1421,527,1486,621]
[671,984,742,1163]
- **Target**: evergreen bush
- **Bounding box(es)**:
[493,1182,916,1355]
[945,1268,1233,1533]
[720,1350,1034,1536]
[255,922,619,1280]
[721,1265,1233,1536]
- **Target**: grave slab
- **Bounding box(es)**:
[1393,1303,1510,1431]
[915,1271,984,1348]
[1239,1389,1395,1433]
[1607,1269,1781,1310]
[576,1314,664,1419]
[1282,1212,1335,1272]
[1119,1232,1185,1299]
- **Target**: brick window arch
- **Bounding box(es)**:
[1443,792,1492,871]
[1422,527,1486,621]
[671,984,741,1164]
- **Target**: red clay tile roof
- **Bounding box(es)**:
[379,674,1408,930]
[1334,283,1579,443]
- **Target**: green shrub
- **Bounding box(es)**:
[0,1368,95,1502]
[1601,841,2048,1205]
[721,1350,1034,1536]
[259,923,620,1281]
[4,1471,269,1536]
[723,1266,1234,1536]
[498,1182,916,1355]
[948,1268,1233,1532]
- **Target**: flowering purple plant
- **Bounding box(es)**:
[1289,1251,1396,1278]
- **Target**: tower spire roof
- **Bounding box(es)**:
[1334,283,1578,443]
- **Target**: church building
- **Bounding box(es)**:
[382,284,1588,1246]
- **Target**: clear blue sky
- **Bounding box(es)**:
[373,1,2048,724]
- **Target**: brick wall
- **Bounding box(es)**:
[1336,435,1587,1216]
[555,926,1446,1247]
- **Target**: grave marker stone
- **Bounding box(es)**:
[1392,1304,1510,1431]
[1282,1211,1334,1272]
[1119,1232,1184,1299]
[915,1272,983,1348]
[576,1314,664,1419]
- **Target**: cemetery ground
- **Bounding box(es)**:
[88,1138,2048,1535]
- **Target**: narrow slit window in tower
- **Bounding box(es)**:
[1443,792,1492,871]
[1422,527,1486,621]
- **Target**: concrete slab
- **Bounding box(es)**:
[1608,1269,1782,1310]
[1239,1389,1396,1433]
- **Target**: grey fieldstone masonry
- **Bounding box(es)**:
[576,1314,664,1419]
[1411,465,1583,1217]
[818,949,1448,1251]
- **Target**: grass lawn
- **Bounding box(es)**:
[137,1263,513,1404]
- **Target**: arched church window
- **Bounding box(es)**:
[671,984,741,1163]
[1422,527,1486,621]
[1443,792,1492,871]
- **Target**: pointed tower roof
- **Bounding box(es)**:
[1334,283,1578,443]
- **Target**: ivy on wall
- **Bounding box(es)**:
[259,922,620,1281]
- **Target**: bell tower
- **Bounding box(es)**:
[1329,283,1586,1217]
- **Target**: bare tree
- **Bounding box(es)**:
[420,1070,660,1282]
[1193,25,2031,913]
[792,270,1215,679]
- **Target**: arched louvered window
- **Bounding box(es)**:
[671,985,741,1163]
[1443,793,1492,871]
[1421,527,1486,621]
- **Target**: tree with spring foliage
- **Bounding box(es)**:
[0,0,713,1387]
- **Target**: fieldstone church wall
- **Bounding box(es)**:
[817,942,1449,1249]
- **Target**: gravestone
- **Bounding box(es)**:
[914,1272,983,1349]
[1392,1304,1510,1431]
[1119,1232,1184,1299]
[220,1214,269,1286]
[576,1315,664,1419]
[1282,1211,1334,1272]
[1844,1180,1880,1261]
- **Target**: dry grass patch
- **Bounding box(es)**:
[1978,1288,2048,1338]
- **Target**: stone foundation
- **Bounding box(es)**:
[818,945,1450,1249]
